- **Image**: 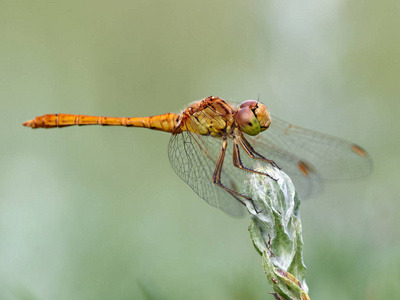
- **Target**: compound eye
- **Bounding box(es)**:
[240,100,257,109]
[236,106,261,136]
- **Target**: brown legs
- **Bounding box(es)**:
[211,136,278,213]
[238,135,280,169]
[211,138,257,210]
[233,139,277,181]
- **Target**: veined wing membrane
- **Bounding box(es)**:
[168,115,245,217]
[247,116,372,197]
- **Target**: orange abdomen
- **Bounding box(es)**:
[23,113,180,133]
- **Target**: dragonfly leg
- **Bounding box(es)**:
[211,138,259,213]
[233,139,278,182]
[238,135,281,170]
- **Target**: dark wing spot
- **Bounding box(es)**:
[351,144,368,157]
[298,161,313,176]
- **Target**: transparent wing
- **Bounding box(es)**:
[168,129,247,217]
[246,116,372,198]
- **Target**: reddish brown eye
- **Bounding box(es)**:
[240,100,257,109]
[236,106,261,136]
[238,100,271,134]
[236,107,254,127]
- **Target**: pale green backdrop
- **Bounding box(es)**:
[1,1,399,299]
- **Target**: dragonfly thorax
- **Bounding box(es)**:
[180,96,236,138]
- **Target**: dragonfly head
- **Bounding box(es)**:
[236,100,271,136]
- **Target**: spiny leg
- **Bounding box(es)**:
[233,139,277,182]
[211,138,259,212]
[238,134,281,169]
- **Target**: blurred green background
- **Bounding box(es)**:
[1,0,399,299]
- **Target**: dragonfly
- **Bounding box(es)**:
[23,96,371,216]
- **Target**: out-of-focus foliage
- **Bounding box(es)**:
[0,0,399,299]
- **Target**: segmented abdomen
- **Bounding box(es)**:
[22,113,180,133]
